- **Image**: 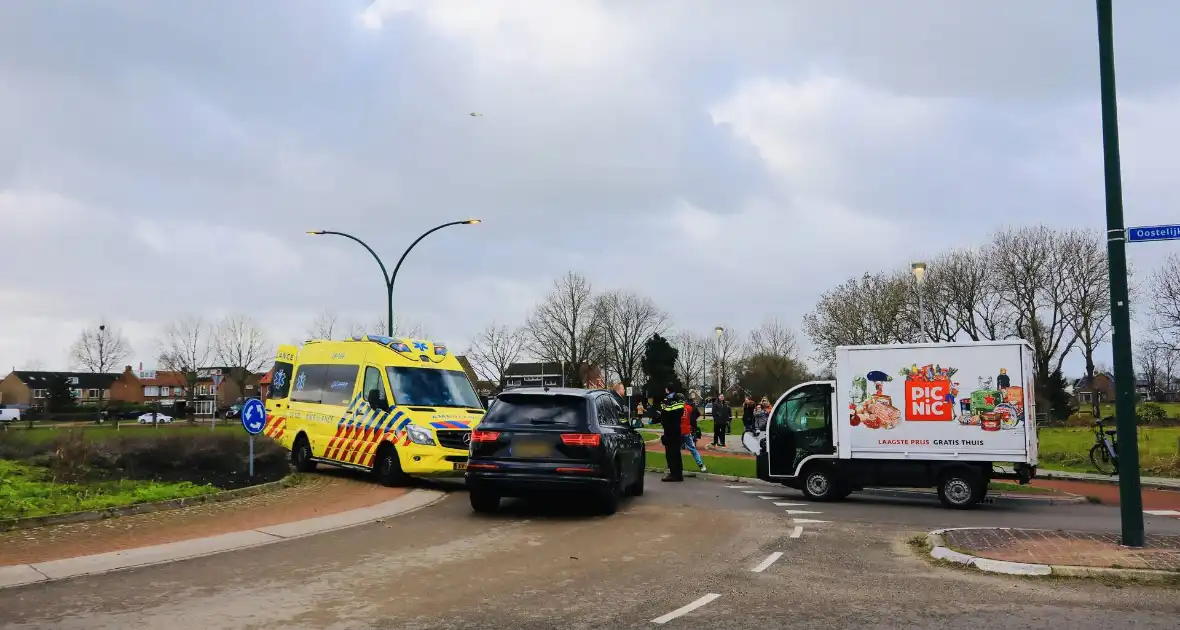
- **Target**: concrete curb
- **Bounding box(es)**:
[0,488,446,590]
[924,527,1180,582]
[0,476,297,532]
[644,469,1082,505]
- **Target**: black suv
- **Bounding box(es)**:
[466,387,646,514]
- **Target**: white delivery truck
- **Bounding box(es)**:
[749,340,1038,509]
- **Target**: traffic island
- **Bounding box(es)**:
[924,527,1180,582]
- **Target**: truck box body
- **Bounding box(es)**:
[834,340,1037,466]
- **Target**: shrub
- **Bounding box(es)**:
[1137,402,1168,426]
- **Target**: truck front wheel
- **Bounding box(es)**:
[938,469,983,510]
[801,466,839,502]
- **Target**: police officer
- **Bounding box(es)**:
[659,385,685,482]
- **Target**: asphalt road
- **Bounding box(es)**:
[2,474,1179,629]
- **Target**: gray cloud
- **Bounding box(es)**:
[2,0,1179,373]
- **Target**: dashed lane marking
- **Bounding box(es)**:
[772,502,807,507]
[651,593,722,625]
[792,518,830,524]
[784,510,822,515]
[790,526,803,538]
[1145,510,1180,517]
[751,552,784,573]
[725,485,749,489]
[742,490,771,494]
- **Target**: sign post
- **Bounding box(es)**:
[211,373,224,431]
[240,399,266,478]
[1097,0,1144,547]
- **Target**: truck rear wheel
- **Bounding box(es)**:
[938,469,983,510]
[801,466,839,502]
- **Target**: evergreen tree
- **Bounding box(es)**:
[44,374,77,413]
[1041,368,1075,422]
[641,334,680,401]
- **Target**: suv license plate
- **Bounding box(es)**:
[512,441,551,459]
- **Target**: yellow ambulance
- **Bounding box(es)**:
[262,335,484,485]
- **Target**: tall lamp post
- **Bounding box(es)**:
[911,262,927,342]
[308,219,481,337]
[714,326,724,399]
[1096,0,1144,547]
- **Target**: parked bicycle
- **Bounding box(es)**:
[1090,416,1119,475]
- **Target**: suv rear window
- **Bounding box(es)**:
[481,394,587,427]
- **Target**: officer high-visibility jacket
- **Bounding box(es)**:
[659,398,685,440]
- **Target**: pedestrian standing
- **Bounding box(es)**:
[659,386,685,482]
[742,395,756,433]
[682,391,706,472]
[754,398,770,433]
[712,394,732,447]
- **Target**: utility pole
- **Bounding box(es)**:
[1096,0,1144,547]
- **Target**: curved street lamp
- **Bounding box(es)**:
[308,219,481,337]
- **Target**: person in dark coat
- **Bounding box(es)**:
[712,394,732,447]
[658,386,685,482]
[742,395,757,433]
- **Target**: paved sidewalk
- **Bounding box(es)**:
[942,528,1180,572]
[1038,468,1180,490]
[0,471,406,566]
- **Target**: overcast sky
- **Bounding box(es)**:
[2,1,1179,375]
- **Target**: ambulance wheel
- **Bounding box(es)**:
[801,465,838,502]
[374,444,410,487]
[291,435,317,473]
[938,468,983,510]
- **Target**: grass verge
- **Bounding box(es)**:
[0,459,218,520]
[1037,426,1179,477]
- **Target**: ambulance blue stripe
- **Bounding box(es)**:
[395,415,412,431]
[378,411,402,435]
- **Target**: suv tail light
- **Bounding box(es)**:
[560,433,601,447]
[471,430,501,442]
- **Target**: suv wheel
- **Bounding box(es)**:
[469,489,500,513]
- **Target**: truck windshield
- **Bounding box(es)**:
[386,367,481,408]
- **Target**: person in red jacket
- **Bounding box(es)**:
[681,392,706,473]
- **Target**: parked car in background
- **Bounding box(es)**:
[137,412,173,424]
[703,403,713,417]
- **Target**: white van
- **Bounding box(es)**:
[0,408,22,423]
[748,340,1038,509]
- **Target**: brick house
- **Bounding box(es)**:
[108,366,263,415]
[0,371,120,408]
[1074,372,1115,408]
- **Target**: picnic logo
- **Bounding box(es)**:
[905,381,953,421]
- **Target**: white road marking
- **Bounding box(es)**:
[651,593,722,624]
[790,526,803,538]
[792,518,831,524]
[751,552,784,573]
[773,502,807,507]
[757,495,788,500]
[725,485,748,488]
[784,510,822,515]
[1145,509,1180,516]
[742,490,771,494]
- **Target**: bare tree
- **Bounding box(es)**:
[706,327,745,396]
[214,315,272,406]
[348,314,425,339]
[70,321,132,422]
[802,270,919,367]
[525,272,603,387]
[1135,337,1165,401]
[157,317,214,422]
[672,331,708,393]
[748,317,799,358]
[990,226,1078,386]
[938,247,1013,341]
[307,310,340,340]
[465,323,527,389]
[596,290,668,388]
[1150,254,1180,341]
[1063,229,1111,414]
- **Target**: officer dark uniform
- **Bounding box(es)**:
[659,388,686,482]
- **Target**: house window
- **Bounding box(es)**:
[68,377,79,385]
[1080,392,1093,404]
[85,389,98,399]
[32,389,46,399]
[160,387,170,397]
[175,387,185,396]
[70,388,82,399]
[144,386,160,397]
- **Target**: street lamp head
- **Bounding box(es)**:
[306,230,325,235]
[911,261,928,284]
[464,219,482,225]
[715,326,724,338]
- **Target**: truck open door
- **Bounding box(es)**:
[766,381,838,478]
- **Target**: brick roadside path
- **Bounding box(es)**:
[642,435,754,460]
[1028,479,1180,509]
[943,528,1180,571]
[0,471,406,566]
